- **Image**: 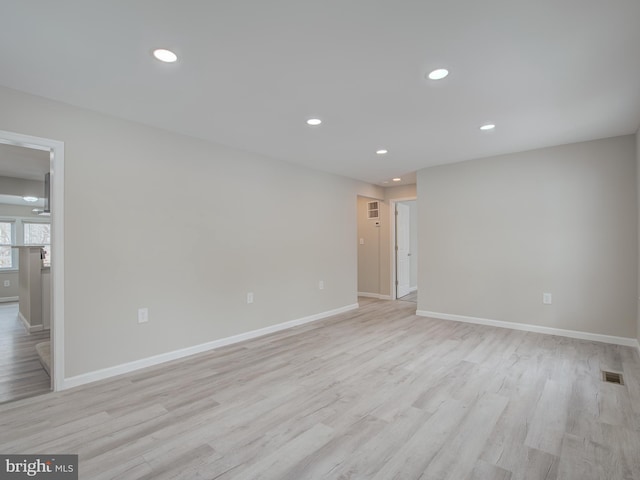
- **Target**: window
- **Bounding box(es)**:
[0,221,13,269]
[24,222,51,267]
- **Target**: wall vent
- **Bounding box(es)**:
[367,201,379,219]
[602,371,624,385]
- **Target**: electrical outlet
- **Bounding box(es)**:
[543,293,552,305]
[319,280,325,290]
[247,292,254,304]
[138,307,149,323]
[3,280,9,287]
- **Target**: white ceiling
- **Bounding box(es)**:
[1,1,639,186]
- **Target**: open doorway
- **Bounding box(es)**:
[394,199,417,303]
[0,129,64,401]
[0,143,51,402]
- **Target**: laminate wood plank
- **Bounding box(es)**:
[600,422,640,480]
[20,404,169,456]
[210,394,341,472]
[322,406,430,479]
[86,455,152,480]
[137,443,219,480]
[524,379,572,455]
[398,290,417,303]
[479,377,553,477]
[216,423,335,480]
[370,398,470,479]
[556,433,631,480]
[418,392,509,480]
[599,382,635,427]
[274,415,388,479]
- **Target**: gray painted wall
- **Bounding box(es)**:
[357,195,383,296]
[418,135,637,338]
[0,85,382,378]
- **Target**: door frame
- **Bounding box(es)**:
[0,129,65,392]
[388,196,416,300]
[395,201,411,299]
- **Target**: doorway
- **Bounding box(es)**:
[0,129,65,399]
[394,200,417,302]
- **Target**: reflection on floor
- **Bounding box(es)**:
[398,290,417,303]
[0,303,50,403]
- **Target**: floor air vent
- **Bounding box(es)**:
[602,371,624,385]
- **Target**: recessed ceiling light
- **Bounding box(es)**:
[428,68,449,80]
[23,196,38,202]
[153,48,178,63]
[392,178,402,182]
[480,124,496,131]
[376,149,388,155]
[306,118,322,126]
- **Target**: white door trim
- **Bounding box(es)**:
[0,129,65,392]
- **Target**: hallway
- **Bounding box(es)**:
[0,302,50,403]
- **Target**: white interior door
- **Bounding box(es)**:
[396,203,411,298]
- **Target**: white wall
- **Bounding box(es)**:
[418,135,637,338]
[0,85,381,378]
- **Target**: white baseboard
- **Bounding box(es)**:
[409,286,418,293]
[0,296,18,303]
[19,311,43,333]
[358,292,392,300]
[62,303,359,390]
[416,310,639,348]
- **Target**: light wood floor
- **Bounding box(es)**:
[1,298,640,479]
[398,290,418,303]
[0,302,50,404]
